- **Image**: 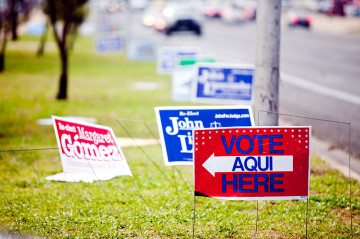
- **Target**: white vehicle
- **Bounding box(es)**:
[156,2,203,36]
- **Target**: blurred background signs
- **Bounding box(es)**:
[157,47,199,74]
[127,37,157,61]
[172,57,216,101]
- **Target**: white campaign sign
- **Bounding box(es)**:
[46,116,132,182]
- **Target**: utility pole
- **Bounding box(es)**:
[254,0,282,126]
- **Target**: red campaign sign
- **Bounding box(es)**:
[194,127,310,200]
[52,116,132,178]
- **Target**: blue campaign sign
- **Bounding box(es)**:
[127,38,157,61]
[95,34,125,53]
[157,47,199,74]
[155,106,255,166]
[193,63,254,103]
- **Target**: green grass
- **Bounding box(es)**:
[0,35,359,238]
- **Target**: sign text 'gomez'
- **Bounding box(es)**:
[52,116,132,180]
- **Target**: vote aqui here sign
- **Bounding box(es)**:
[194,127,310,200]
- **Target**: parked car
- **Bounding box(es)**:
[287,9,312,28]
[155,2,203,36]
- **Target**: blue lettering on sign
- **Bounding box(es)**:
[221,134,284,155]
[236,135,254,154]
[221,135,236,154]
[221,173,284,193]
[269,135,284,154]
[166,117,204,135]
[232,156,273,172]
[195,65,254,102]
[270,174,285,192]
[254,135,267,153]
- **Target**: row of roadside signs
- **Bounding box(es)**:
[157,47,254,104]
[83,8,311,201]
[94,43,255,104]
[51,43,308,201]
[50,110,310,201]
[155,106,310,200]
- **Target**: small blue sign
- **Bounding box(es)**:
[155,106,254,165]
[96,35,125,53]
[127,38,157,61]
[157,47,199,74]
[193,63,254,103]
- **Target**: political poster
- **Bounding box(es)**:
[46,116,132,182]
[193,63,254,104]
[127,38,157,61]
[95,34,125,53]
[157,47,199,74]
[94,4,126,53]
[155,106,255,166]
[172,57,216,101]
[172,67,195,101]
[194,126,311,200]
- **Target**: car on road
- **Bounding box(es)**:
[155,2,203,36]
[287,9,312,28]
[202,0,223,18]
[221,0,256,24]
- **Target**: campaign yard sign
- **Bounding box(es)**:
[172,57,216,101]
[155,106,254,166]
[157,47,199,74]
[193,63,254,103]
[95,34,125,53]
[47,116,132,182]
[194,127,310,200]
[127,38,157,61]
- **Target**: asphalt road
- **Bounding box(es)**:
[127,14,360,174]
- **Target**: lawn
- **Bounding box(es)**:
[0,35,359,238]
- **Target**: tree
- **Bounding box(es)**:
[0,0,34,72]
[9,0,18,40]
[0,1,8,72]
[42,0,88,100]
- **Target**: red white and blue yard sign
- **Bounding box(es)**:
[194,127,310,200]
[50,116,132,181]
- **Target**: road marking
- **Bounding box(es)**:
[281,73,360,106]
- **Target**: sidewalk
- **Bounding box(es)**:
[311,13,360,34]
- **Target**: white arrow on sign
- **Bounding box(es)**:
[202,154,294,177]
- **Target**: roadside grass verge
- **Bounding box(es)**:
[0,36,359,238]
